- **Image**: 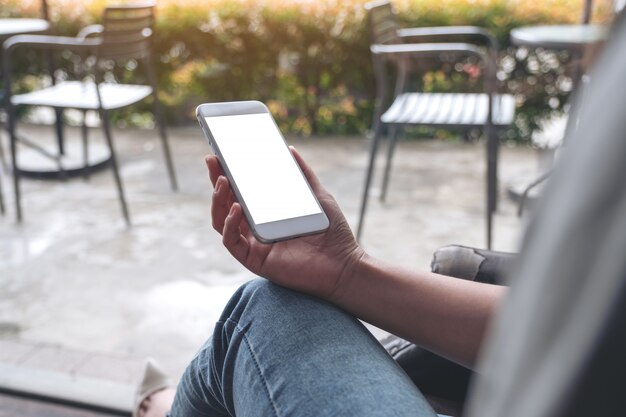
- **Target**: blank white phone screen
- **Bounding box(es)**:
[205,113,321,225]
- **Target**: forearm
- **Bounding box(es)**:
[207,150,504,367]
[331,253,506,369]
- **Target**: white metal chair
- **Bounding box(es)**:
[2,2,177,225]
[357,1,516,248]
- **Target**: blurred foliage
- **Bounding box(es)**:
[1,0,615,141]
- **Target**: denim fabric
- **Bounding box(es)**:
[169,278,438,417]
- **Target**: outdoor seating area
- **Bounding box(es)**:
[0,123,534,413]
[3,2,177,226]
[1,0,622,415]
[357,0,517,247]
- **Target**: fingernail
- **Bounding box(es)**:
[214,179,222,193]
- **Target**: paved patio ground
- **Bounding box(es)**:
[0,123,538,411]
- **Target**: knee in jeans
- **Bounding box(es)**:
[219,278,289,323]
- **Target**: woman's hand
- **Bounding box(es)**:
[206,147,364,301]
[207,148,505,369]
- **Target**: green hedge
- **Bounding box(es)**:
[2,0,613,140]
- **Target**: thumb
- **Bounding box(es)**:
[290,146,325,195]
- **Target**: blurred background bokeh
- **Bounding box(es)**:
[3,0,614,138]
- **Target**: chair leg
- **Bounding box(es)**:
[54,108,65,155]
[0,126,4,213]
[356,123,384,242]
[486,126,499,249]
[152,93,178,191]
[8,106,22,222]
[380,125,400,203]
[0,171,5,215]
[0,129,7,170]
[517,170,552,218]
[486,209,493,250]
[81,110,90,181]
[99,109,131,227]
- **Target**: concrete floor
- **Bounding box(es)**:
[0,123,538,400]
[0,392,124,417]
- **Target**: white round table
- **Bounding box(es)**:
[510,24,608,51]
[0,18,50,39]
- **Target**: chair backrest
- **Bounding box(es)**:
[581,0,626,24]
[365,0,401,45]
[41,0,49,20]
[99,2,155,61]
[581,0,593,24]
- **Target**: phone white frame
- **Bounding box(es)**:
[196,100,329,243]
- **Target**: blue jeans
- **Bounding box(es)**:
[169,278,438,417]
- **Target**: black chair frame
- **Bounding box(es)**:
[357,1,515,249]
[2,2,177,225]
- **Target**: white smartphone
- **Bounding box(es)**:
[196,101,330,243]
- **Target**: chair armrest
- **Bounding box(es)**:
[3,34,100,52]
[2,35,101,97]
[371,42,496,78]
[77,24,104,40]
[370,42,497,117]
[397,26,498,50]
[430,244,517,285]
[370,42,485,59]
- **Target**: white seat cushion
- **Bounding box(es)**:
[381,92,516,126]
[11,81,153,110]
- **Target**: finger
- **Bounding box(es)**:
[226,186,236,208]
[222,203,250,262]
[290,146,326,195]
[205,155,237,205]
[290,147,347,226]
[205,155,224,187]
[211,175,231,233]
[238,211,253,238]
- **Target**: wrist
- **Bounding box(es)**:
[327,247,368,305]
